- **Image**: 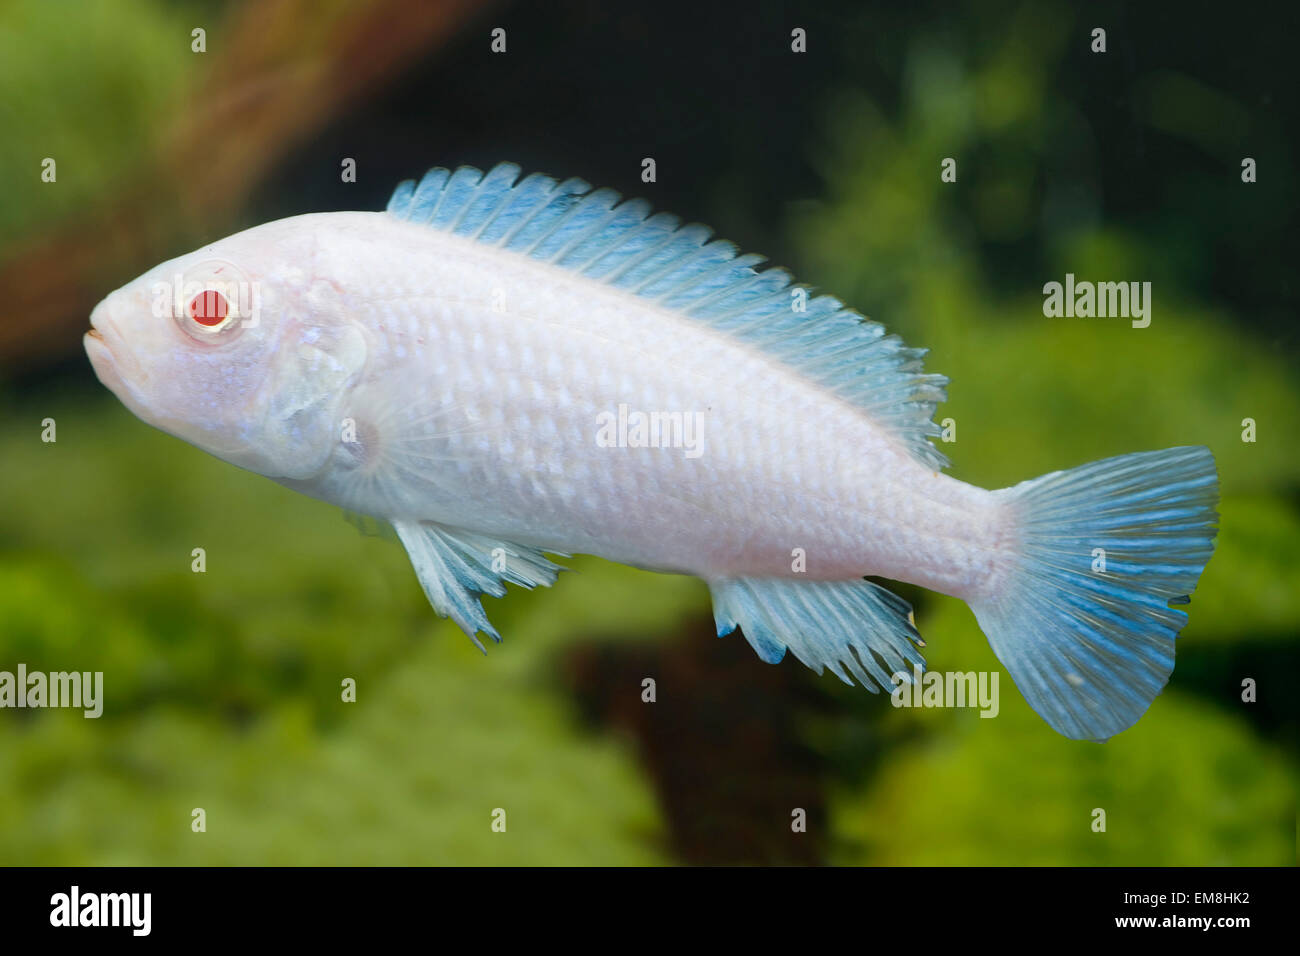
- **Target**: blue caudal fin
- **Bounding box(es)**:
[969,446,1219,741]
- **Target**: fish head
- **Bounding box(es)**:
[85,216,367,480]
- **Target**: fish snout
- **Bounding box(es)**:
[87,288,150,356]
[88,297,110,337]
[85,294,139,388]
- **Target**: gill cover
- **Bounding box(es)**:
[256,320,368,480]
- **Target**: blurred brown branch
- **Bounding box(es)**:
[0,0,492,373]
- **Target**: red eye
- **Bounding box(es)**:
[188,290,229,327]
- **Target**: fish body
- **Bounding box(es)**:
[86,163,1219,740]
[283,211,998,592]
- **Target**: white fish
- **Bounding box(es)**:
[85,162,1219,740]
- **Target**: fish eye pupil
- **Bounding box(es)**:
[189,291,229,327]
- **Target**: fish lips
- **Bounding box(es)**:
[85,305,127,393]
[84,302,151,419]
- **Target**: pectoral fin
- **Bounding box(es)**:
[392,520,567,650]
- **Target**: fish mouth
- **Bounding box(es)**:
[84,326,119,386]
[84,320,160,432]
[84,302,130,394]
[87,300,107,346]
[85,299,129,362]
[88,298,109,335]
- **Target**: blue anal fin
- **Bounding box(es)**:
[392,520,567,651]
[708,577,926,692]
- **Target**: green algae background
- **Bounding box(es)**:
[0,0,1295,865]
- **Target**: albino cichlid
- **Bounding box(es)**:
[85,162,1219,740]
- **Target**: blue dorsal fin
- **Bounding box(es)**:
[386,163,949,468]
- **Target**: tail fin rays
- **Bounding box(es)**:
[971,446,1219,740]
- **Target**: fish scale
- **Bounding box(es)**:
[321,214,968,581]
[86,162,1219,740]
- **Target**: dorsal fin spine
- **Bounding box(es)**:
[493,175,562,246]
[502,177,590,253]
[563,199,651,271]
[659,252,750,309]
[387,180,415,215]
[621,225,711,294]
[678,255,768,315]
[519,186,595,256]
[531,188,619,260]
[408,168,449,222]
[598,223,682,285]
[433,167,483,229]
[456,163,521,239]
[550,194,625,264]
[468,185,518,240]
